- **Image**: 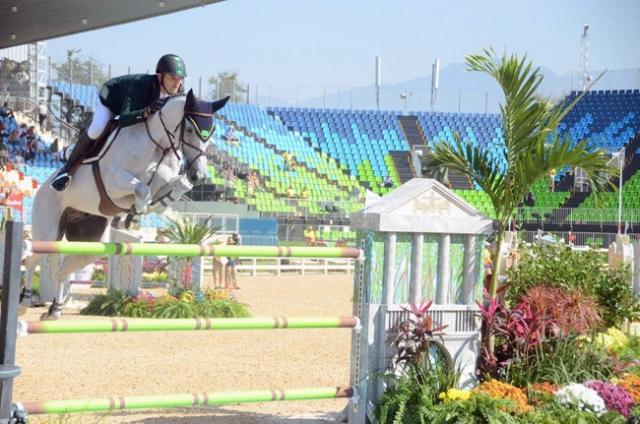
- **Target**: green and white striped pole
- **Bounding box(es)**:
[17,386,355,415]
[19,316,360,335]
[26,241,363,259]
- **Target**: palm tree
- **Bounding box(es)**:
[157,216,219,291]
[426,49,616,301]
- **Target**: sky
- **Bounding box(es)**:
[46,0,640,93]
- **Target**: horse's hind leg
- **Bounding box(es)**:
[20,190,64,315]
[40,215,110,320]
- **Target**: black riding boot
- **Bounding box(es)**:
[50,131,95,192]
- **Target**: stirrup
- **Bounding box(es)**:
[50,172,71,192]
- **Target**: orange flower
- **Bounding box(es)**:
[617,374,640,403]
[528,382,558,406]
[530,382,558,395]
[477,380,532,413]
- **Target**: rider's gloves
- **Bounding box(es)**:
[144,98,167,118]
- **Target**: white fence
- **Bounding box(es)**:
[203,257,354,276]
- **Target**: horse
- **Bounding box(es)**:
[21,89,229,319]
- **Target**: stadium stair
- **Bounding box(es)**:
[388,151,415,184]
[398,116,428,148]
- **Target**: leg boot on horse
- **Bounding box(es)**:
[50,130,95,192]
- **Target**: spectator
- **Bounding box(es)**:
[523,191,536,207]
[0,102,13,119]
[381,175,393,188]
[567,231,576,247]
[304,226,316,246]
[283,151,294,171]
[224,126,239,146]
[223,168,236,201]
[352,185,363,202]
[0,144,8,171]
[548,168,556,192]
[246,169,260,197]
[38,101,47,129]
[300,185,309,200]
[50,138,60,160]
[286,185,296,198]
[225,233,240,289]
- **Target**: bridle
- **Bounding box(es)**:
[143,102,213,186]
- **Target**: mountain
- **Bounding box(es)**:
[294,64,638,113]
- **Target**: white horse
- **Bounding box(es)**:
[22,89,229,319]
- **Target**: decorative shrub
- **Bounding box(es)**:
[507,243,639,328]
[477,380,532,413]
[429,393,521,423]
[590,328,629,352]
[592,265,640,328]
[554,383,607,416]
[80,288,248,318]
[584,379,635,417]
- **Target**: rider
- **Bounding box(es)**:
[50,54,187,192]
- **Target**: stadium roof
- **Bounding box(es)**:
[0,0,224,49]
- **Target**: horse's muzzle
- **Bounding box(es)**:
[189,169,207,186]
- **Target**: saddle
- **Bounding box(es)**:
[81,120,119,164]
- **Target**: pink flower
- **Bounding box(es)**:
[584,380,635,417]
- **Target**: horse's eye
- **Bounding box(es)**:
[186,128,194,133]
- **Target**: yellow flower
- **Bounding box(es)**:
[439,388,471,402]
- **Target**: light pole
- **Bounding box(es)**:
[400,91,412,115]
[618,147,625,233]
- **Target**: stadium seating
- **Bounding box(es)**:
[50,81,99,110]
[15,85,640,225]
[269,107,406,191]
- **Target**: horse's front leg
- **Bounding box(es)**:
[109,169,151,215]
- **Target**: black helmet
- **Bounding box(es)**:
[156,54,187,77]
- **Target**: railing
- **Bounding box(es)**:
[516,207,640,227]
[521,230,619,249]
[203,257,354,276]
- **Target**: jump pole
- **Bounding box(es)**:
[26,241,363,259]
[19,316,360,335]
[18,386,355,416]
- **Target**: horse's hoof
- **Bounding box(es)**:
[40,309,62,321]
[40,301,63,321]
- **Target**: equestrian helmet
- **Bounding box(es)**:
[156,54,187,77]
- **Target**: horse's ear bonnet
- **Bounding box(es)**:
[184,91,229,142]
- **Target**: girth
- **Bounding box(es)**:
[92,162,129,216]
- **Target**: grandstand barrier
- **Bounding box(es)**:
[0,178,491,423]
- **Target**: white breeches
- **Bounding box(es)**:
[87,102,115,139]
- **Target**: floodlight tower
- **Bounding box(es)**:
[579,23,591,91]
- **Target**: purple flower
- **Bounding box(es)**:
[584,380,635,417]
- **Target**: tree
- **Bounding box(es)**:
[157,216,219,292]
[426,49,616,302]
[208,71,247,102]
[51,49,109,87]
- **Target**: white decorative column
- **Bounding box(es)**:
[463,235,477,305]
[108,228,143,295]
[377,232,396,401]
[436,234,450,304]
[410,233,424,304]
[633,243,640,297]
